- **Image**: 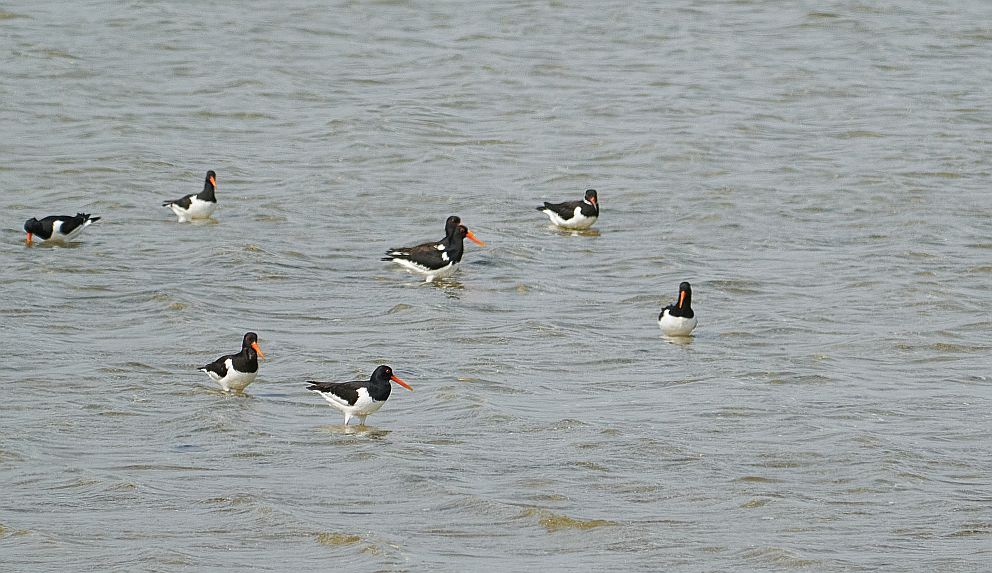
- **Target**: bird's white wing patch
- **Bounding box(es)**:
[351,387,376,413]
[315,389,351,408]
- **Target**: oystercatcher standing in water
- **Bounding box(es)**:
[307,365,413,426]
[198,332,265,392]
[658,281,697,336]
[382,222,485,282]
[23,213,100,244]
[162,170,218,222]
[537,188,599,229]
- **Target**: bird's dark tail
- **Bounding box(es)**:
[382,249,409,260]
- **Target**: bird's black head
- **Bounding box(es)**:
[584,189,598,205]
[662,281,694,318]
[23,218,42,243]
[371,364,412,390]
[242,332,265,359]
[205,170,217,189]
[444,215,461,236]
[676,282,692,310]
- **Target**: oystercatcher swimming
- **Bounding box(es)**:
[382,223,485,282]
[162,170,217,222]
[537,188,599,229]
[23,213,100,244]
[307,365,412,426]
[658,281,697,336]
[198,332,265,392]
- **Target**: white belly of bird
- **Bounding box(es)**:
[316,387,385,424]
[205,359,257,392]
[658,312,697,336]
[391,258,457,282]
[543,206,597,229]
[171,197,217,222]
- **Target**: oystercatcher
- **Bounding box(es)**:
[658,281,697,336]
[382,223,485,282]
[162,170,217,222]
[307,365,413,426]
[537,188,599,229]
[198,332,265,392]
[23,213,100,244]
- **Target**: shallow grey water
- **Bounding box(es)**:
[2,1,991,571]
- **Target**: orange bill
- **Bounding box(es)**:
[678,290,686,308]
[390,374,413,391]
[209,175,217,188]
[466,230,486,246]
[25,232,33,244]
[251,341,265,359]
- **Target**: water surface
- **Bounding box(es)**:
[1,1,991,571]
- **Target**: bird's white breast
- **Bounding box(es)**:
[318,387,384,416]
[390,258,457,281]
[171,197,217,222]
[543,206,597,229]
[658,311,697,336]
